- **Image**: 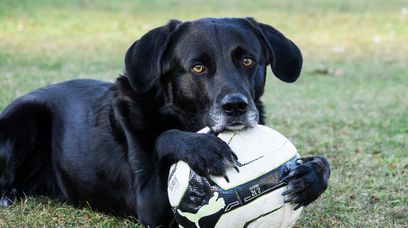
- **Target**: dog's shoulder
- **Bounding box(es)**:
[107,76,166,134]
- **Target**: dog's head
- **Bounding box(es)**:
[124,17,302,132]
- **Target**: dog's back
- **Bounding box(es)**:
[0,79,112,206]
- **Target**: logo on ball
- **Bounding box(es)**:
[177,192,226,228]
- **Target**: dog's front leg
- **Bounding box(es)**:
[135,129,237,227]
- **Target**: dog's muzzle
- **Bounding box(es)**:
[209,93,259,132]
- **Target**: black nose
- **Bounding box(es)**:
[221,94,248,116]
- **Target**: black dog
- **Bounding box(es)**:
[0,17,330,227]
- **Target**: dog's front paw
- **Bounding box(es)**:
[156,130,238,180]
[281,156,330,209]
[182,133,238,179]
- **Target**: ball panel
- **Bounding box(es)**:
[211,125,298,190]
[281,202,303,228]
[216,187,297,228]
[168,161,192,207]
[196,127,211,134]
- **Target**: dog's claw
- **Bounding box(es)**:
[205,176,215,186]
[294,203,303,210]
[281,174,292,182]
[224,175,230,183]
[282,189,291,196]
[231,151,238,161]
[284,196,293,203]
[233,165,240,173]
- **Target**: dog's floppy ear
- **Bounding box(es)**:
[246,18,302,83]
[125,20,181,93]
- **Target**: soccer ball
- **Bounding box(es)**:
[167,125,302,228]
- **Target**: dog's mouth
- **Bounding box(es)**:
[225,121,247,131]
[208,108,259,133]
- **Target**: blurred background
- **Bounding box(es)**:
[0,0,407,227]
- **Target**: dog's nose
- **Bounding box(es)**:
[221,94,248,116]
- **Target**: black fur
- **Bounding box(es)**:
[0,17,330,227]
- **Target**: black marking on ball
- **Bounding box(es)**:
[243,206,284,228]
[227,132,237,145]
[236,155,264,167]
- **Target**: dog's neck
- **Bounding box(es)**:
[110,76,199,133]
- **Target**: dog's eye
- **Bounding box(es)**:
[242,57,255,68]
[191,64,207,74]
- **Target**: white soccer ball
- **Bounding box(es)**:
[167,125,303,228]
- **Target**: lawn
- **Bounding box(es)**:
[0,0,407,227]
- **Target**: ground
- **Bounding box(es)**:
[0,0,407,227]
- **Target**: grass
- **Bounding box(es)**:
[0,0,407,226]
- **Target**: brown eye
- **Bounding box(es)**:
[242,57,255,68]
[191,64,207,74]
